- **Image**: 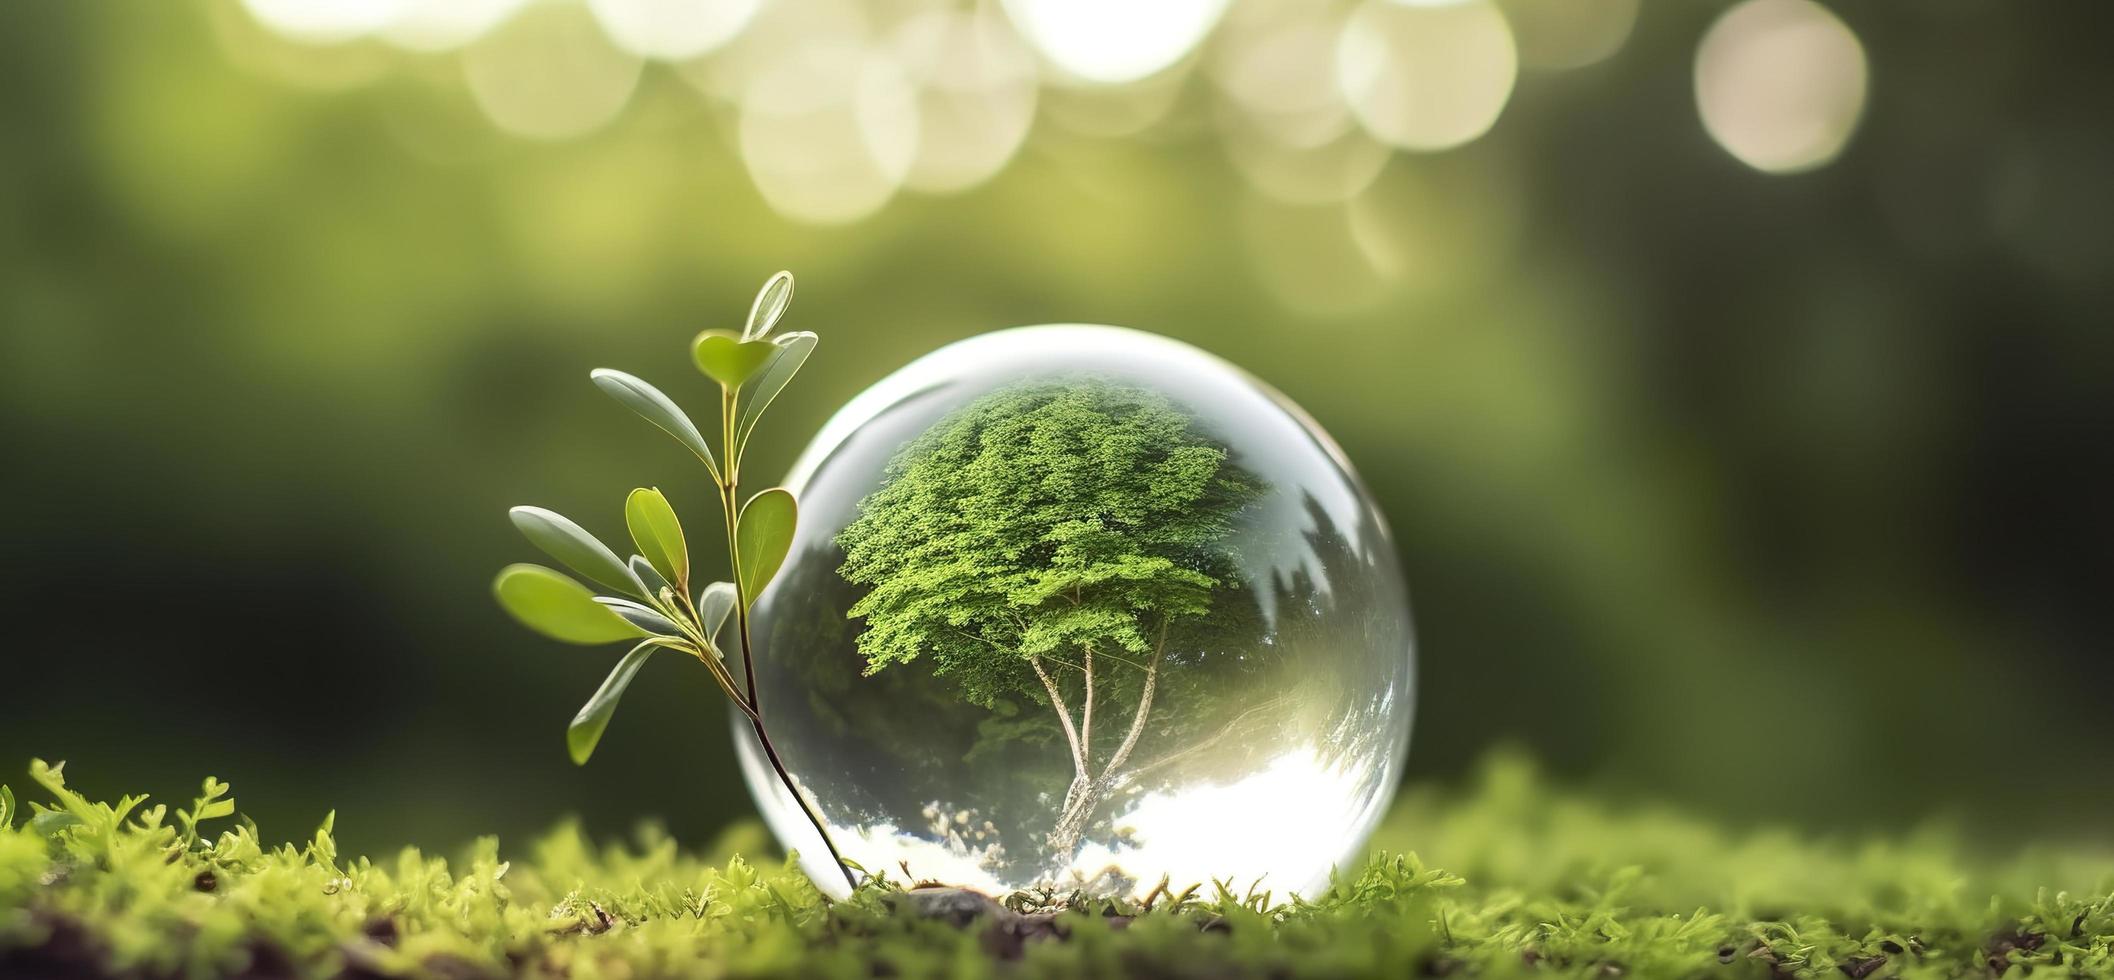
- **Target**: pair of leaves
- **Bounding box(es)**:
[498,486,778,642]
[595,274,814,482]
[499,491,796,758]
[692,270,797,386]
[503,494,701,641]
[494,562,692,762]
[566,582,741,764]
[694,328,817,409]
[695,271,810,401]
[593,334,815,478]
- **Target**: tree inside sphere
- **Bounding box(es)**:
[735,326,1415,899]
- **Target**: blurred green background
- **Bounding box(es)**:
[2,0,2109,858]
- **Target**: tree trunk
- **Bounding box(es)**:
[1044,630,1165,864]
[1045,774,1104,859]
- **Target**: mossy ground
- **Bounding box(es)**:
[4,754,2111,979]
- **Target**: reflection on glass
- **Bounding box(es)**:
[735,326,1414,898]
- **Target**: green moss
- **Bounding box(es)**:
[4,754,2111,979]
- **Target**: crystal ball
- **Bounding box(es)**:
[733,325,1414,899]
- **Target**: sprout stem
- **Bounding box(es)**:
[717,384,859,894]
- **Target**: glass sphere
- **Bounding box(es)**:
[733,325,1414,899]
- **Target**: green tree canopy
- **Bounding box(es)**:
[838,379,1258,702]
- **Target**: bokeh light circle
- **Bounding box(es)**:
[1002,0,1228,85]
[1337,0,1519,152]
[1208,1,1355,150]
[242,0,405,44]
[736,326,1415,899]
[1500,0,1637,71]
[889,9,1040,195]
[1222,120,1393,205]
[462,0,643,141]
[677,0,870,104]
[738,38,919,224]
[585,0,762,60]
[379,0,526,52]
[1694,0,1868,174]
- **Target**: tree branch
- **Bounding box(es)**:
[1029,654,1088,778]
[1081,643,1096,769]
[1096,617,1167,784]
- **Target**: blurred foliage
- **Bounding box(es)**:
[7,754,2114,978]
[1,0,2111,861]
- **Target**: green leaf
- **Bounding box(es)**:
[735,489,797,601]
[567,640,664,764]
[595,597,682,636]
[589,369,721,482]
[692,330,778,390]
[742,270,794,341]
[32,810,81,836]
[493,564,645,645]
[629,556,677,608]
[0,785,12,830]
[509,506,643,598]
[177,777,234,847]
[625,487,688,587]
[697,581,737,644]
[735,331,817,451]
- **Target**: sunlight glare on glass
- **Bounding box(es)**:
[739,38,919,224]
[242,0,405,43]
[462,0,643,141]
[586,0,763,60]
[1081,748,1376,893]
[1002,0,1228,85]
[1501,0,1637,71]
[1337,0,1518,152]
[1695,0,1868,175]
[889,9,1040,194]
